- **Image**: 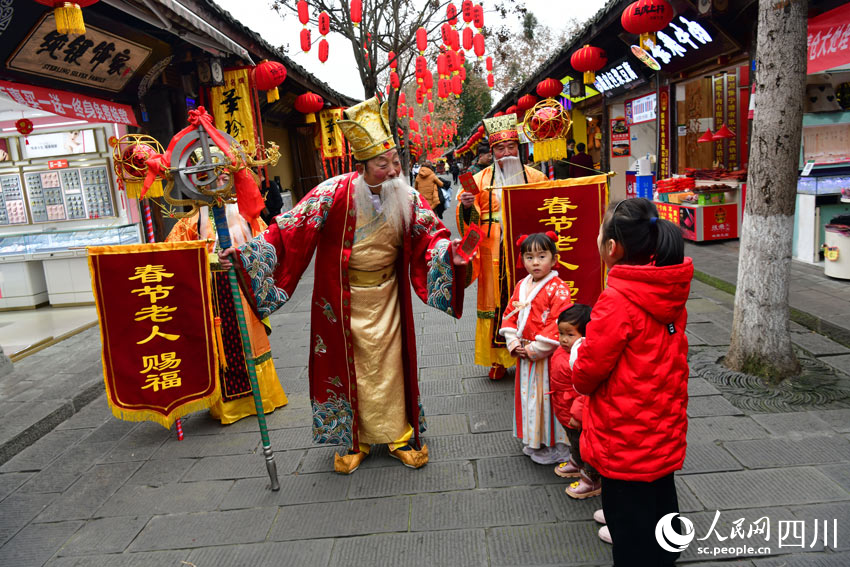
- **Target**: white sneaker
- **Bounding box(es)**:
[530,445,570,465]
[593,509,606,524]
[522,445,535,456]
[598,525,612,544]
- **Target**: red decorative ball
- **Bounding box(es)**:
[121,143,157,178]
[529,106,564,140]
[15,118,33,136]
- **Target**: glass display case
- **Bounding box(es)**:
[0,224,140,256]
[22,164,115,223]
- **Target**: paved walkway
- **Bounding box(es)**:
[0,217,848,565]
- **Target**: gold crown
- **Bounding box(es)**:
[336,97,396,162]
[483,114,519,145]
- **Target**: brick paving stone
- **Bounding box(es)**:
[418,379,465,396]
[297,446,357,474]
[269,497,410,540]
[463,375,514,393]
[98,423,171,463]
[687,416,770,442]
[18,441,118,494]
[56,516,149,556]
[150,431,260,459]
[818,463,850,492]
[54,397,112,430]
[0,429,89,473]
[818,354,850,377]
[220,473,350,509]
[330,528,487,567]
[129,507,277,551]
[750,412,837,436]
[791,332,850,356]
[809,409,850,433]
[688,395,745,418]
[683,468,849,510]
[182,451,301,481]
[675,476,706,513]
[77,418,137,446]
[0,520,83,567]
[0,472,31,502]
[678,507,800,561]
[268,426,316,450]
[687,330,708,346]
[427,431,523,461]
[424,391,513,415]
[418,341,462,355]
[411,486,557,530]
[688,377,722,397]
[0,492,57,546]
[681,442,743,475]
[787,501,850,551]
[422,414,469,436]
[95,480,231,517]
[34,462,141,522]
[724,437,850,469]
[477,455,566,488]
[542,485,602,521]
[124,458,196,486]
[186,540,332,567]
[468,409,514,433]
[419,365,488,380]
[488,522,612,566]
[419,352,461,367]
[348,460,474,499]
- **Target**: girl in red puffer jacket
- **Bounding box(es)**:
[571,198,693,567]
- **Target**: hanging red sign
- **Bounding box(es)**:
[807,3,850,74]
[0,80,138,126]
[659,86,670,178]
[47,159,69,169]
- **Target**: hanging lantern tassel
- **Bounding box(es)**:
[640,33,655,49]
[266,87,279,104]
[55,2,86,35]
[583,71,595,85]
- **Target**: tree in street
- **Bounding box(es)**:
[725,0,808,381]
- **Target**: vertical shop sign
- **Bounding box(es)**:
[611,117,631,158]
[210,68,256,155]
[658,86,670,179]
[318,108,345,158]
[726,73,738,169]
[714,74,725,166]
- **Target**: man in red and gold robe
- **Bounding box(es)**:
[222,97,467,474]
[456,114,548,380]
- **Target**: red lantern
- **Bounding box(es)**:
[423,73,434,90]
[473,3,484,29]
[487,73,494,89]
[506,105,517,117]
[458,66,466,82]
[447,3,458,26]
[300,28,311,52]
[350,0,362,27]
[427,90,433,101]
[35,0,99,35]
[15,118,34,136]
[494,111,504,117]
[448,28,460,51]
[458,50,466,66]
[388,51,398,69]
[408,107,414,119]
[517,94,538,113]
[318,39,329,63]
[621,0,674,49]
[416,89,425,105]
[486,56,493,72]
[294,92,324,123]
[441,23,452,46]
[437,53,449,77]
[536,78,563,99]
[428,102,434,113]
[424,114,431,125]
[416,27,427,54]
[297,0,309,26]
[473,33,485,59]
[410,120,419,132]
[452,74,463,97]
[462,27,473,51]
[398,92,407,105]
[252,60,287,103]
[426,126,433,137]
[438,79,449,99]
[462,0,473,23]
[570,44,608,85]
[390,71,400,90]
[318,11,330,35]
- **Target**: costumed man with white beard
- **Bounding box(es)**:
[456,114,548,381]
[219,97,468,474]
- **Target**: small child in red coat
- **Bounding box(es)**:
[549,304,601,499]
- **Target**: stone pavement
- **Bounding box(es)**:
[1,226,849,565]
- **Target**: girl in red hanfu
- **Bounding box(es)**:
[571,198,692,566]
[500,232,572,465]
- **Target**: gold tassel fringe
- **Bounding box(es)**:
[534,138,568,162]
[266,88,279,103]
[55,3,86,35]
[125,179,163,199]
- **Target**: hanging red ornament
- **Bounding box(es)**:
[318,38,329,63]
[423,72,433,90]
[294,92,324,123]
[451,74,463,97]
[449,28,460,51]
[297,0,309,26]
[388,51,397,69]
[390,71,400,90]
[399,92,407,105]
[473,33,485,59]
[506,105,517,117]
[318,11,330,35]
[487,73,494,89]
[408,107,414,119]
[428,102,434,113]
[621,0,674,49]
[712,124,736,140]
[697,128,714,143]
[472,3,484,29]
[15,118,34,136]
[416,27,427,54]
[517,94,539,113]
[252,60,288,103]
[536,78,563,99]
[570,44,608,85]
[446,3,458,26]
[462,0,473,23]
[437,53,449,77]
[424,114,431,125]
[350,0,362,27]
[34,0,99,35]
[441,23,452,47]
[486,56,493,72]
[300,28,311,52]
[462,27,473,51]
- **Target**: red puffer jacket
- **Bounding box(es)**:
[572,258,693,481]
[549,347,578,429]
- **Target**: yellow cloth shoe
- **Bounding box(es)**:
[389,444,429,469]
[334,451,368,474]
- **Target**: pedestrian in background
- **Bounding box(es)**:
[415,161,445,217]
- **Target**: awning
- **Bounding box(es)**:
[0,80,138,126]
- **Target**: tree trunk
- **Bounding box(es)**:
[725,0,807,382]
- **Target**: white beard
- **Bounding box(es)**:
[353,176,412,235]
[494,156,525,188]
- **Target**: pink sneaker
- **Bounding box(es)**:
[599,525,612,544]
[554,460,581,478]
[565,474,602,499]
[593,509,606,524]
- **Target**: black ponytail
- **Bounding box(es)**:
[602,198,684,267]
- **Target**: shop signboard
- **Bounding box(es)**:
[21,129,96,160]
[626,93,656,125]
[807,3,850,74]
[592,58,646,98]
[7,13,152,93]
[0,80,138,126]
[703,203,738,241]
[658,86,670,179]
[611,117,630,158]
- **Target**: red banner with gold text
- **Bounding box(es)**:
[502,175,609,307]
[88,241,219,428]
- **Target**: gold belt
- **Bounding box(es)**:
[481,213,501,222]
[349,265,395,288]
